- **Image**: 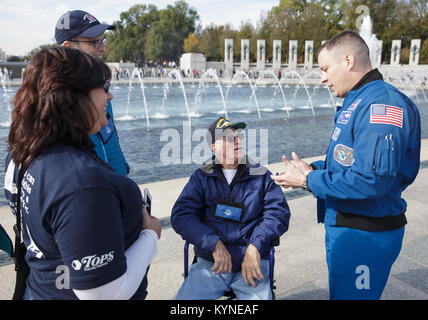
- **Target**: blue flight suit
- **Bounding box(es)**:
[90,101,130,176]
[307,69,421,299]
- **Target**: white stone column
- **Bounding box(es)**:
[288,40,298,70]
[304,40,314,70]
[409,39,421,66]
[225,39,234,78]
[390,40,401,66]
[241,39,250,71]
[273,40,282,71]
[257,40,266,71]
[372,40,382,69]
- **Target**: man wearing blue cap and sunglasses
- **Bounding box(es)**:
[55,10,130,176]
[171,117,290,300]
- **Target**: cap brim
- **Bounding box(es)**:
[231,122,246,130]
[79,23,115,38]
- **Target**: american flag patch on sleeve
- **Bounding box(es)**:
[370,104,403,128]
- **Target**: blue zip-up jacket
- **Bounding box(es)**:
[171,157,290,273]
[90,101,130,176]
[308,69,421,227]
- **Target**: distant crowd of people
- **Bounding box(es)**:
[109,66,281,81]
[111,65,216,81]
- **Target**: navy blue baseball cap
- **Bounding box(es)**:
[206,117,246,145]
[55,10,115,44]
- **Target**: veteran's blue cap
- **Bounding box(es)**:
[206,117,246,145]
[55,10,115,44]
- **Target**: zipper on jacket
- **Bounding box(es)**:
[372,137,379,171]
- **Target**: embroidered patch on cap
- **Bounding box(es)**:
[370,104,403,128]
[216,117,232,129]
[84,14,98,23]
[333,144,355,167]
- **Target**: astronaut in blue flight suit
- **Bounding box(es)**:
[271,30,421,300]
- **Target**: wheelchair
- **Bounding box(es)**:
[183,239,279,300]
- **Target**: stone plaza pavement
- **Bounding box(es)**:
[0,140,427,300]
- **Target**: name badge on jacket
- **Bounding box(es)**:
[99,113,116,144]
[215,200,244,222]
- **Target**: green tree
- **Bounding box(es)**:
[105,4,159,62]
[408,0,428,42]
[297,2,330,58]
[104,0,426,65]
[6,56,21,62]
[261,0,316,62]
[321,0,346,37]
[420,39,428,64]
[24,43,57,61]
[238,22,257,62]
[218,24,239,61]
[146,18,179,61]
[199,24,224,61]
[145,0,199,61]
[183,33,201,52]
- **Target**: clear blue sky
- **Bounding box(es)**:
[0,0,279,56]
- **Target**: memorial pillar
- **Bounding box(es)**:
[241,39,250,71]
[225,39,234,78]
[304,40,313,70]
[390,40,401,66]
[273,40,282,71]
[289,40,298,70]
[409,39,421,66]
[257,40,266,71]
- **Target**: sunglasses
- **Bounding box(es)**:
[70,37,107,49]
[223,132,245,143]
[103,80,111,94]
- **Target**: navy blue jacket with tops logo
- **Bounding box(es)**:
[4,144,147,300]
[171,157,290,273]
[308,69,421,230]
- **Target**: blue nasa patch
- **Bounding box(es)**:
[337,111,352,125]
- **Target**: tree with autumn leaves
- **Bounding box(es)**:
[61,0,427,64]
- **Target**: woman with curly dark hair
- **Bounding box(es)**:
[4,46,161,300]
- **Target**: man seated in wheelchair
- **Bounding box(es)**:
[171,117,290,300]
